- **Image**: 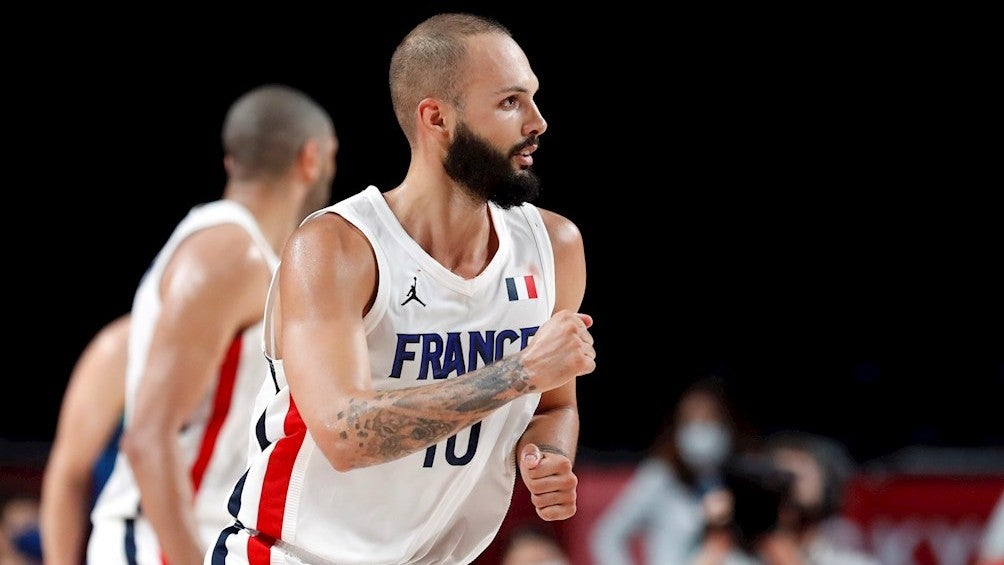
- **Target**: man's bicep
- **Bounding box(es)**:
[135,247,266,430]
[132,288,242,430]
[543,211,586,314]
[278,216,378,433]
[56,323,129,470]
[535,211,585,421]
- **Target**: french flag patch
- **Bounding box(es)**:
[505,275,538,301]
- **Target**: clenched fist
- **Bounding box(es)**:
[519,443,578,521]
[519,310,595,393]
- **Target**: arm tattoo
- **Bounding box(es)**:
[340,355,533,465]
[536,444,569,459]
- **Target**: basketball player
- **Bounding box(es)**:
[207,13,594,565]
[87,85,337,565]
[40,313,129,565]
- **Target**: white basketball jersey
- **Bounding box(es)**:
[215,186,555,565]
[90,200,279,558]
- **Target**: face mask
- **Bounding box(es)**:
[676,421,732,472]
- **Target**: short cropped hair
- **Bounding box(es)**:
[389,13,511,143]
[222,84,333,180]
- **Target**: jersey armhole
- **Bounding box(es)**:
[261,209,390,361]
[519,205,557,314]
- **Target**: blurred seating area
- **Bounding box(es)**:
[5,440,1004,564]
[482,446,1004,565]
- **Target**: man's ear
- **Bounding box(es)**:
[298,138,322,183]
[417,97,451,141]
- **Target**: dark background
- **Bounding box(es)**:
[5,5,1000,467]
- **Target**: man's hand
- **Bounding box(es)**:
[520,311,595,393]
[519,443,578,521]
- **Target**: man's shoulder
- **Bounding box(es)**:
[528,206,582,249]
[288,208,376,266]
[165,205,269,278]
[173,199,264,243]
[511,202,573,227]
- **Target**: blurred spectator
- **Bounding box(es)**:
[499,522,570,565]
[978,489,1004,565]
[590,375,752,564]
[690,453,802,565]
[690,433,881,565]
[763,431,879,565]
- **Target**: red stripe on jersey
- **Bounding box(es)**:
[247,530,278,565]
[190,335,243,491]
[252,395,307,563]
[523,275,538,299]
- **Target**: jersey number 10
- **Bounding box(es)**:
[422,422,481,467]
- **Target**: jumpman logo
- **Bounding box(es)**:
[401,276,426,307]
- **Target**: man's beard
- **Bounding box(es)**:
[443,122,540,209]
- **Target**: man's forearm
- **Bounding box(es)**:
[518,405,579,463]
[334,355,535,468]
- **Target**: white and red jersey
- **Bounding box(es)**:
[89,200,278,564]
[211,185,556,565]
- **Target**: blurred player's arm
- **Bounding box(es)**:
[121,226,272,565]
[40,313,130,565]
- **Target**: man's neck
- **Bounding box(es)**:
[384,173,497,279]
[223,179,301,255]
